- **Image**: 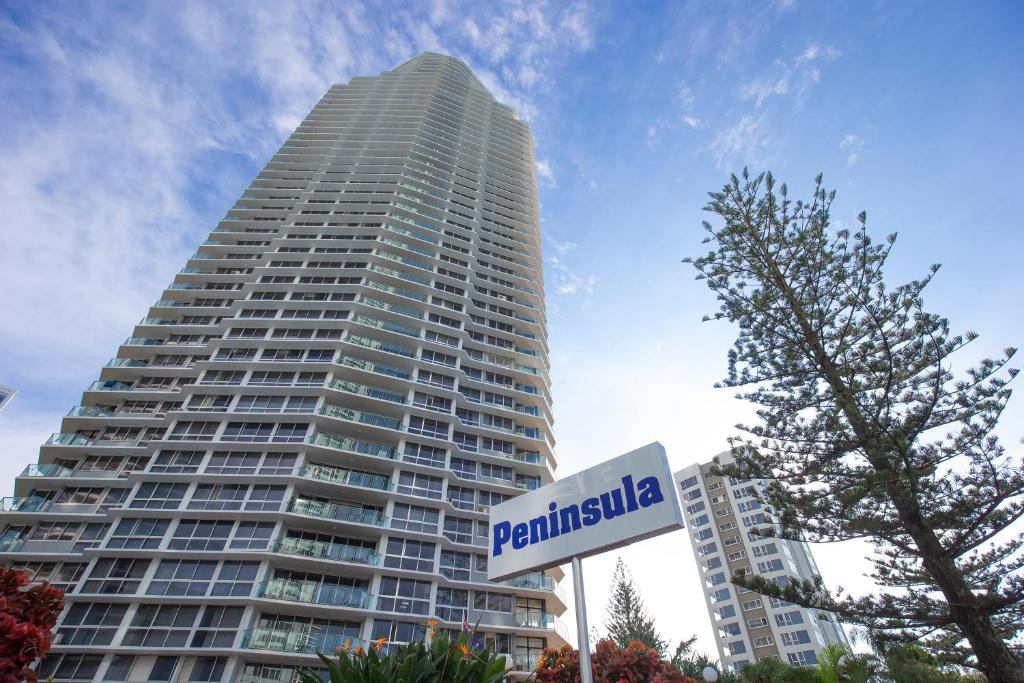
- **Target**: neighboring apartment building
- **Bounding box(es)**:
[0,384,16,413]
[0,52,566,682]
[675,452,848,672]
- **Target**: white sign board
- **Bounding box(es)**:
[487,442,684,582]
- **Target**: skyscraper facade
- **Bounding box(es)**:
[1,52,565,683]
[675,453,848,672]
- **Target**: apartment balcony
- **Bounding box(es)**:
[327,379,406,404]
[363,278,428,303]
[106,358,148,368]
[20,463,74,478]
[87,380,133,392]
[0,496,50,513]
[287,497,387,527]
[45,432,93,447]
[308,431,398,461]
[67,405,114,417]
[299,463,391,492]
[122,337,162,345]
[259,577,372,609]
[335,354,411,380]
[242,625,366,656]
[345,333,415,358]
[271,536,382,566]
[317,404,404,432]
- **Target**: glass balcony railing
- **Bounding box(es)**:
[287,498,387,527]
[0,496,51,513]
[335,354,411,380]
[309,432,398,461]
[20,464,74,478]
[363,278,428,302]
[46,433,93,447]
[106,358,147,368]
[515,610,558,630]
[67,406,114,418]
[259,577,372,609]
[122,336,162,345]
[272,536,381,566]
[242,625,366,656]
[87,380,134,392]
[300,464,391,491]
[317,404,404,431]
[327,379,406,404]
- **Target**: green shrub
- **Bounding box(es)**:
[298,625,508,683]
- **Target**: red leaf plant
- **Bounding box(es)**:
[0,566,64,683]
[534,639,699,683]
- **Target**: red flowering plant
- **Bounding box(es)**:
[0,566,64,683]
[534,639,699,683]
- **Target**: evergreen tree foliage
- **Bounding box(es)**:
[603,558,668,655]
[685,170,1023,682]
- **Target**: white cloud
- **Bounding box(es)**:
[840,133,865,166]
[710,115,771,169]
[536,158,557,186]
[740,43,841,108]
[682,115,701,128]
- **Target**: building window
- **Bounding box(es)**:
[130,482,187,509]
[168,519,233,551]
[775,611,804,627]
[435,587,469,621]
[747,617,769,629]
[396,471,443,499]
[440,550,471,581]
[38,654,104,682]
[81,558,149,595]
[391,503,440,534]
[403,442,446,468]
[192,606,244,647]
[57,602,127,646]
[147,560,217,596]
[741,598,763,611]
[787,650,818,666]
[780,630,811,647]
[377,577,431,614]
[230,521,275,549]
[122,605,201,647]
[371,619,427,645]
[384,538,436,572]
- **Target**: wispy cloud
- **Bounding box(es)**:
[740,42,842,107]
[535,158,557,186]
[840,133,865,166]
[710,115,772,169]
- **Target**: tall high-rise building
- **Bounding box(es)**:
[0,383,16,413]
[1,52,566,683]
[675,453,848,672]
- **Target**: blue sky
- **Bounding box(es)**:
[1,0,1022,658]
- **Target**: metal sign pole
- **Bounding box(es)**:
[571,556,594,683]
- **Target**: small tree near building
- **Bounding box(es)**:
[603,558,668,655]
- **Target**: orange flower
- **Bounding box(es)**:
[343,638,351,650]
[374,635,387,652]
[459,642,469,656]
[354,645,364,655]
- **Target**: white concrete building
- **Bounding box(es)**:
[0,52,566,683]
[675,452,848,672]
[0,384,16,413]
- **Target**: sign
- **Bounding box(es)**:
[487,442,684,582]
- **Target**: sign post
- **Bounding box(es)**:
[572,556,593,683]
[488,442,684,679]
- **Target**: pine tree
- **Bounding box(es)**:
[602,558,667,655]
[685,170,1023,682]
